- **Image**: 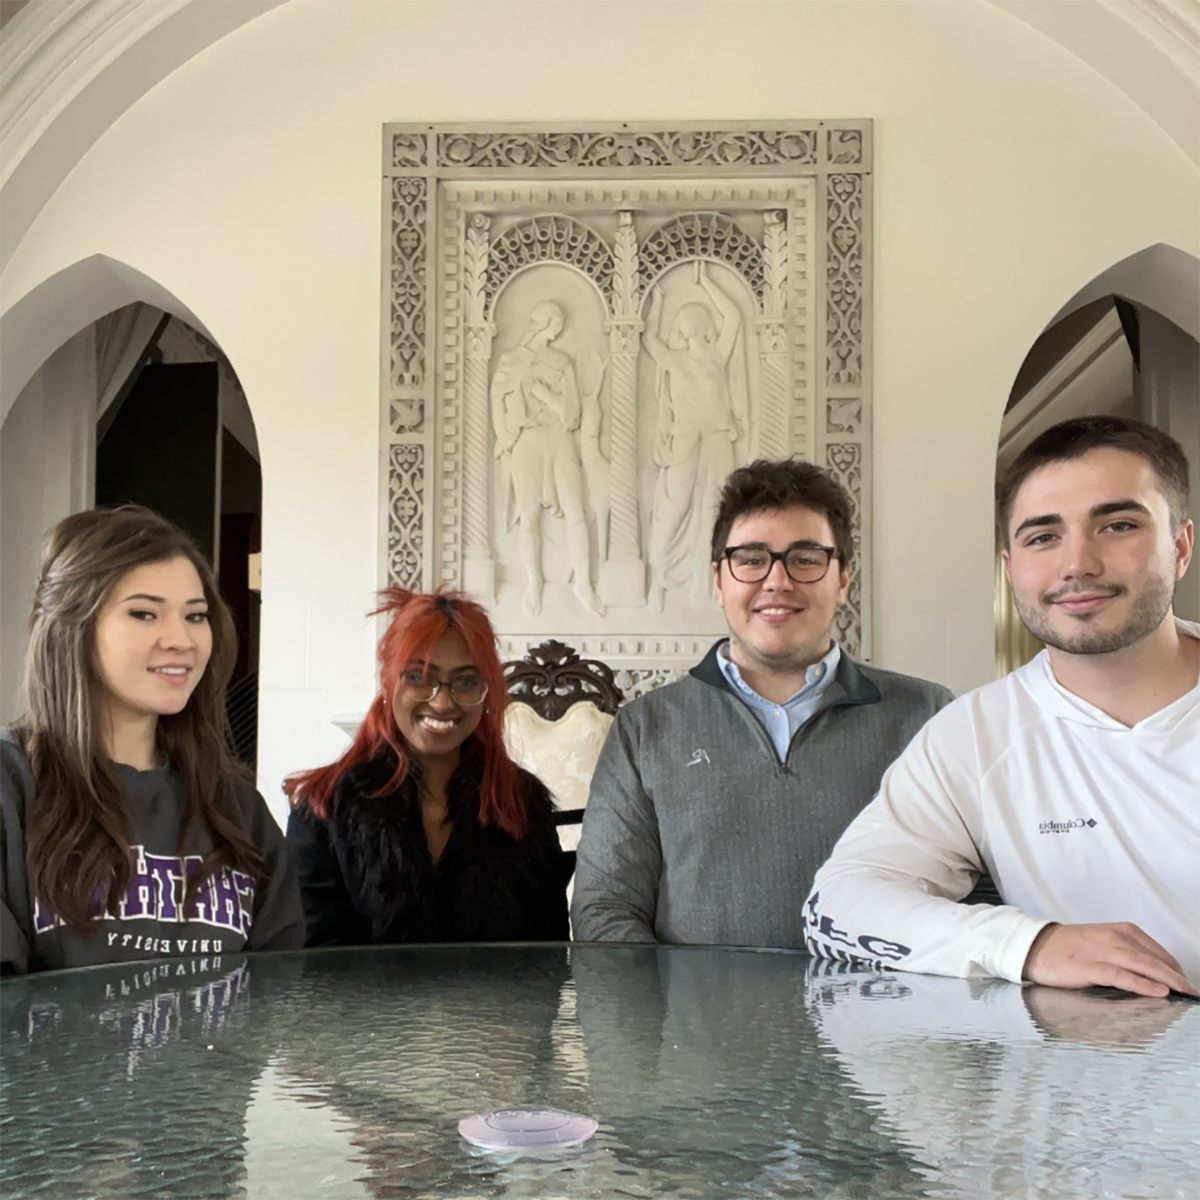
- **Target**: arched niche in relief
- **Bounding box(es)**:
[489,262,611,622]
[635,257,760,611]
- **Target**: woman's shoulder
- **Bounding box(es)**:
[217,768,287,835]
[1,727,30,758]
[335,751,404,800]
[286,755,405,839]
[312,752,410,828]
[2,724,23,746]
[1,729,34,821]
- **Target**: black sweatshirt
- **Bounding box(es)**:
[286,746,569,945]
[1,729,305,974]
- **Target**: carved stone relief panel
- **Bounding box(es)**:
[821,163,871,660]
[382,161,433,591]
[383,122,872,665]
[445,189,812,635]
[387,444,424,589]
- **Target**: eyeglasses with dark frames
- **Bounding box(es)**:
[719,542,839,585]
[398,670,489,707]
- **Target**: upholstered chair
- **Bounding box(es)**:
[502,640,625,868]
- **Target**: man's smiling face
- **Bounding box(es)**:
[713,504,850,676]
[1002,448,1192,657]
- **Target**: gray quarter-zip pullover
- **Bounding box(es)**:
[572,641,953,948]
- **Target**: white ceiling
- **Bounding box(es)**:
[988,0,1198,166]
[0,0,1197,276]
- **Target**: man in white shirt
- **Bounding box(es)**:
[805,416,1199,996]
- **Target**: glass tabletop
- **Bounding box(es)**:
[2,944,1196,1199]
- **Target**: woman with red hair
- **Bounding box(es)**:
[284,588,568,944]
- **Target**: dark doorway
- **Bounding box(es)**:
[96,363,219,559]
[95,360,262,769]
[219,429,262,768]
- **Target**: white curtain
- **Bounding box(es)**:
[95,303,163,419]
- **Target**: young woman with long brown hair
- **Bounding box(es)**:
[0,506,304,974]
[284,588,568,944]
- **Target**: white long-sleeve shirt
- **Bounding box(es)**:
[804,620,1200,986]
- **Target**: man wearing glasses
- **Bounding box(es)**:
[572,458,952,946]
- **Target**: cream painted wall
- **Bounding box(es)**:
[2,0,1197,823]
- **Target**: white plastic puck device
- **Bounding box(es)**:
[457,1108,598,1150]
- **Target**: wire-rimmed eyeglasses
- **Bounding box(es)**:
[719,542,839,585]
[398,670,489,706]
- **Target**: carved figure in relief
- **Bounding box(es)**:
[643,260,750,610]
[491,301,605,618]
[579,357,612,564]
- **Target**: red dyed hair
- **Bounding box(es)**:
[284,587,527,838]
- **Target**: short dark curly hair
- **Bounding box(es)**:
[998,416,1191,545]
[710,458,855,567]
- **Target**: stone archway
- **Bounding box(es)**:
[1044,243,1199,340]
[0,256,263,762]
[993,243,1200,674]
[1,254,215,426]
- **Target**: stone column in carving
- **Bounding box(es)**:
[754,210,791,460]
[601,211,646,606]
[462,214,497,601]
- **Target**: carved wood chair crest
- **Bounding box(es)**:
[503,639,625,720]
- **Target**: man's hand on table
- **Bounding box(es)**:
[1023,922,1199,998]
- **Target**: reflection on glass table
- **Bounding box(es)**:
[1,944,1196,1199]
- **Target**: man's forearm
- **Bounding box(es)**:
[804,872,1047,983]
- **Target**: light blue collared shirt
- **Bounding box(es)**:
[717,640,842,762]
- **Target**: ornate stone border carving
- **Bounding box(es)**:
[639,212,766,302]
[382,121,872,661]
[435,128,821,171]
[485,215,615,315]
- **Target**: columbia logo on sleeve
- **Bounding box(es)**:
[1038,817,1099,834]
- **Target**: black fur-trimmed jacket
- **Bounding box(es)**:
[285,746,569,945]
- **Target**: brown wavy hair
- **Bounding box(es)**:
[19,505,266,932]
